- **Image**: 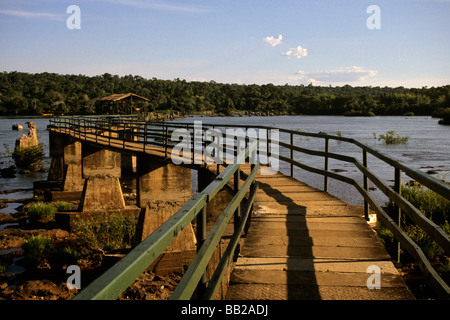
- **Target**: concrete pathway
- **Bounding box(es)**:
[225,171,415,300]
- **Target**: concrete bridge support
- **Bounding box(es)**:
[45,133,85,200]
[62,140,84,192]
[136,155,196,274]
[78,144,125,212]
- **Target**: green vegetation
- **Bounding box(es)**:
[54,201,73,212]
[436,108,450,125]
[21,235,53,269]
[0,71,449,117]
[378,130,409,144]
[12,143,44,169]
[48,246,80,270]
[73,211,137,252]
[21,235,80,270]
[27,202,57,223]
[378,183,450,282]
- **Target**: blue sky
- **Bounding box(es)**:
[1,0,449,87]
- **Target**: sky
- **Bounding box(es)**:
[0,0,449,88]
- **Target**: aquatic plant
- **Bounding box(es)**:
[12,143,44,169]
[378,130,409,144]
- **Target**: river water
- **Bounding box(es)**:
[0,115,449,210]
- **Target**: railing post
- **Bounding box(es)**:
[234,161,241,260]
[324,137,329,192]
[108,120,111,146]
[394,167,402,264]
[164,122,168,158]
[143,123,147,153]
[195,205,207,297]
[123,121,126,149]
[266,129,270,163]
[95,119,98,144]
[290,132,294,177]
[363,150,369,220]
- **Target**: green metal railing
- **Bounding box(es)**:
[49,115,450,299]
[68,133,259,300]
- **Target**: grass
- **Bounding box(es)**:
[54,201,73,212]
[27,202,57,223]
[73,211,138,252]
[26,201,73,223]
[378,130,409,144]
[21,235,80,270]
[21,235,53,270]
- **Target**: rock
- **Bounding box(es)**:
[12,124,23,130]
[0,165,16,178]
[15,121,39,149]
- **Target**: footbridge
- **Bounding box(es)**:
[43,115,450,300]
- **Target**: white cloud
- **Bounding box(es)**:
[282,46,308,59]
[264,34,283,47]
[0,9,64,21]
[296,66,378,84]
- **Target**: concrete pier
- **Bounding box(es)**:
[79,144,125,212]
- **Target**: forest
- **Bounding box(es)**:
[0,71,449,119]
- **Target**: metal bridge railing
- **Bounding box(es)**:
[68,133,260,300]
[49,115,450,299]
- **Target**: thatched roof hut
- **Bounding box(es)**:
[98,93,150,114]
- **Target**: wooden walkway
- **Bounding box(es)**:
[225,169,415,300]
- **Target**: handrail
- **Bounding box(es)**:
[50,115,450,298]
[72,136,259,300]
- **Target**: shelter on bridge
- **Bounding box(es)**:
[97,93,150,114]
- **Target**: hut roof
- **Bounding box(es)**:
[98,93,150,102]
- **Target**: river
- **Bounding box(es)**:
[0,115,449,211]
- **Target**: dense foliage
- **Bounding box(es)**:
[1,71,449,117]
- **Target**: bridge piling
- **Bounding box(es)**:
[78,144,125,212]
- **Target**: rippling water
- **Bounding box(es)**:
[175,115,450,206]
[1,115,448,207]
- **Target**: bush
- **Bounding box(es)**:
[438,108,450,125]
[21,236,53,269]
[12,143,44,169]
[27,202,57,223]
[54,201,73,212]
[378,130,409,144]
[73,211,137,252]
[399,183,449,225]
[385,183,450,260]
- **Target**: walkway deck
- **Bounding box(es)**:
[225,169,415,300]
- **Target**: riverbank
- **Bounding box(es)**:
[0,188,185,300]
